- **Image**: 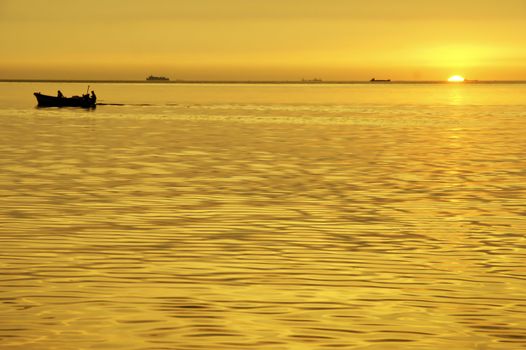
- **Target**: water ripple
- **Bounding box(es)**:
[1,85,526,349]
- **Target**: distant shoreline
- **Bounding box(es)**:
[1,79,525,84]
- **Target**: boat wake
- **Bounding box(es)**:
[96,103,154,106]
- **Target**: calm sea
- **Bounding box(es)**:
[1,82,525,349]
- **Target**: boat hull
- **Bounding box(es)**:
[34,93,96,108]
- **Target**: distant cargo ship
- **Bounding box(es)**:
[370,78,391,83]
[146,75,170,81]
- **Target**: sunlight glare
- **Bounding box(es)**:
[448,75,465,82]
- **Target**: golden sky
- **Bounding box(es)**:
[1,0,525,80]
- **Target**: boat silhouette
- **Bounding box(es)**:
[34,92,96,108]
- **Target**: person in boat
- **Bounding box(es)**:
[57,90,63,98]
[90,91,97,103]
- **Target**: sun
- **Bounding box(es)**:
[448,75,465,82]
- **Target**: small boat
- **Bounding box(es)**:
[34,92,96,108]
[370,78,391,83]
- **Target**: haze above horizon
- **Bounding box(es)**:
[1,0,525,81]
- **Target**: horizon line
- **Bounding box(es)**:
[1,78,526,84]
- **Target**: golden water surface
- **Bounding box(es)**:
[1,83,525,349]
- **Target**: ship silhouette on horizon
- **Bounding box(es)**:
[370,78,391,83]
[146,75,170,81]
